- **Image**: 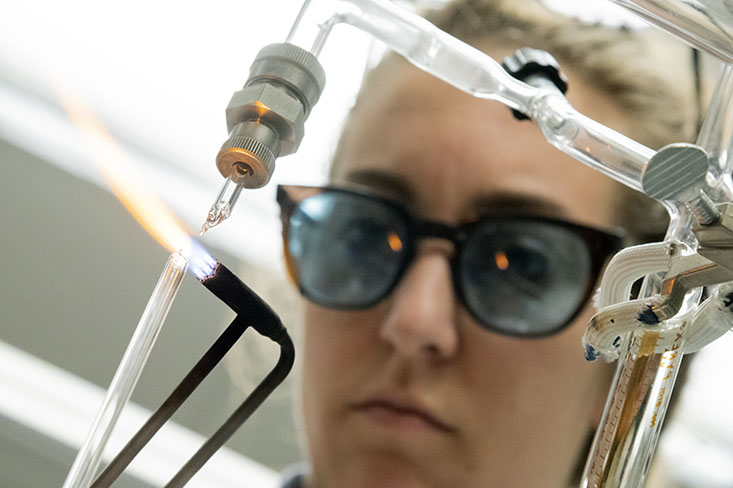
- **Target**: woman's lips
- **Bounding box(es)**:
[352,396,455,433]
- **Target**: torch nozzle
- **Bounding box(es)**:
[206,43,326,231]
[200,176,243,235]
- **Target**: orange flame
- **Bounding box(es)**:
[388,232,403,252]
[495,250,509,270]
[58,90,192,257]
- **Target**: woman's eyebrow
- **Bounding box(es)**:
[472,192,568,218]
[342,169,567,217]
[342,169,415,203]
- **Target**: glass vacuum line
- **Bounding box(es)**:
[202,0,658,234]
[63,252,188,488]
[284,3,728,487]
[285,0,653,192]
[201,2,732,486]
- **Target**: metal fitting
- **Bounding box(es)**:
[247,43,326,115]
[694,202,733,272]
[216,43,326,188]
[225,82,305,157]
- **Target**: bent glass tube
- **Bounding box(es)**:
[285,0,654,192]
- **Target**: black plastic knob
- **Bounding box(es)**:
[502,47,569,120]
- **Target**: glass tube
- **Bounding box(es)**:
[610,0,733,64]
[285,0,653,192]
[581,325,688,488]
[530,94,653,192]
[287,0,536,110]
[699,64,733,201]
[579,62,733,488]
[200,177,243,235]
[581,201,700,487]
[63,252,188,488]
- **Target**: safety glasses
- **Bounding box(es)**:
[277,185,624,337]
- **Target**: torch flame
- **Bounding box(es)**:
[58,90,193,258]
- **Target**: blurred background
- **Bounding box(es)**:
[1,0,732,486]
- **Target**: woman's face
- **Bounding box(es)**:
[299,55,628,488]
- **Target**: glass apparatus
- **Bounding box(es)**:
[202,1,733,487]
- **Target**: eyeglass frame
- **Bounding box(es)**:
[277,184,626,338]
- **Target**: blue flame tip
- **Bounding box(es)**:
[190,240,218,280]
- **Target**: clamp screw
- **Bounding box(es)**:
[688,190,719,225]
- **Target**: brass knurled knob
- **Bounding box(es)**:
[216,132,277,189]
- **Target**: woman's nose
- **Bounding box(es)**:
[379,244,459,360]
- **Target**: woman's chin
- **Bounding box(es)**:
[315,457,434,488]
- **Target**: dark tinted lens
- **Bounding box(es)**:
[459,220,591,335]
[288,191,409,308]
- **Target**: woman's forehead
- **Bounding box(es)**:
[333,63,622,226]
